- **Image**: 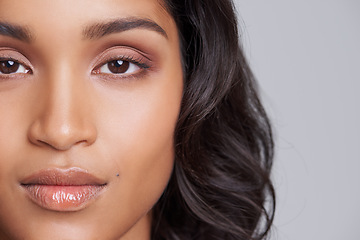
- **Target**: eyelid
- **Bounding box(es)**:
[94,55,150,72]
[0,57,32,75]
[0,48,33,74]
[91,46,153,79]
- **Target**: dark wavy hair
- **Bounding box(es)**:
[151,0,275,239]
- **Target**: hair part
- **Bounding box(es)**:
[152,1,275,239]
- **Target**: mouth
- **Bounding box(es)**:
[20,168,107,212]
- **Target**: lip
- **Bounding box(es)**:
[20,168,107,212]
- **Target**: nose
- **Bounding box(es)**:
[28,69,97,151]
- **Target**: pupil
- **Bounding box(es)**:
[6,61,15,67]
[108,60,129,74]
[114,60,123,67]
[0,60,20,74]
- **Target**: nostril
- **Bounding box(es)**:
[31,134,94,151]
[27,119,97,151]
[35,139,74,151]
[36,139,53,148]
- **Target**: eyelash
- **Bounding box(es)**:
[92,55,150,78]
[0,53,151,80]
[0,57,32,75]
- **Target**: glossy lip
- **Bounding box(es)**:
[20,167,107,212]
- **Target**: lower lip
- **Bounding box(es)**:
[22,185,105,212]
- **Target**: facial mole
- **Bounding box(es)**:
[116,173,119,177]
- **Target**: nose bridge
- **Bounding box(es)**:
[28,61,97,150]
[46,63,80,126]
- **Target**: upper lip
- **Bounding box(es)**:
[20,167,107,186]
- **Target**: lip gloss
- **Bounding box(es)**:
[21,168,107,212]
[23,184,105,211]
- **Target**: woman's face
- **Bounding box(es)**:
[0,0,183,239]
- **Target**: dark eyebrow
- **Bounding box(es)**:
[83,18,168,40]
[0,22,33,43]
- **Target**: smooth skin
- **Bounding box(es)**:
[0,0,183,239]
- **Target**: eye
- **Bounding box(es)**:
[0,60,31,75]
[98,60,140,75]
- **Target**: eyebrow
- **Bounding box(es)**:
[0,22,33,42]
[83,18,168,40]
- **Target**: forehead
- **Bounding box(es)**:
[0,0,174,40]
[0,0,169,19]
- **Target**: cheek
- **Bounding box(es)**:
[89,69,183,235]
[0,91,34,239]
[100,77,181,187]
[0,89,34,182]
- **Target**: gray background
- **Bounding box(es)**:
[234,1,360,239]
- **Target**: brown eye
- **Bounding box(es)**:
[0,60,19,74]
[0,60,29,74]
[108,60,129,74]
[99,60,140,75]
